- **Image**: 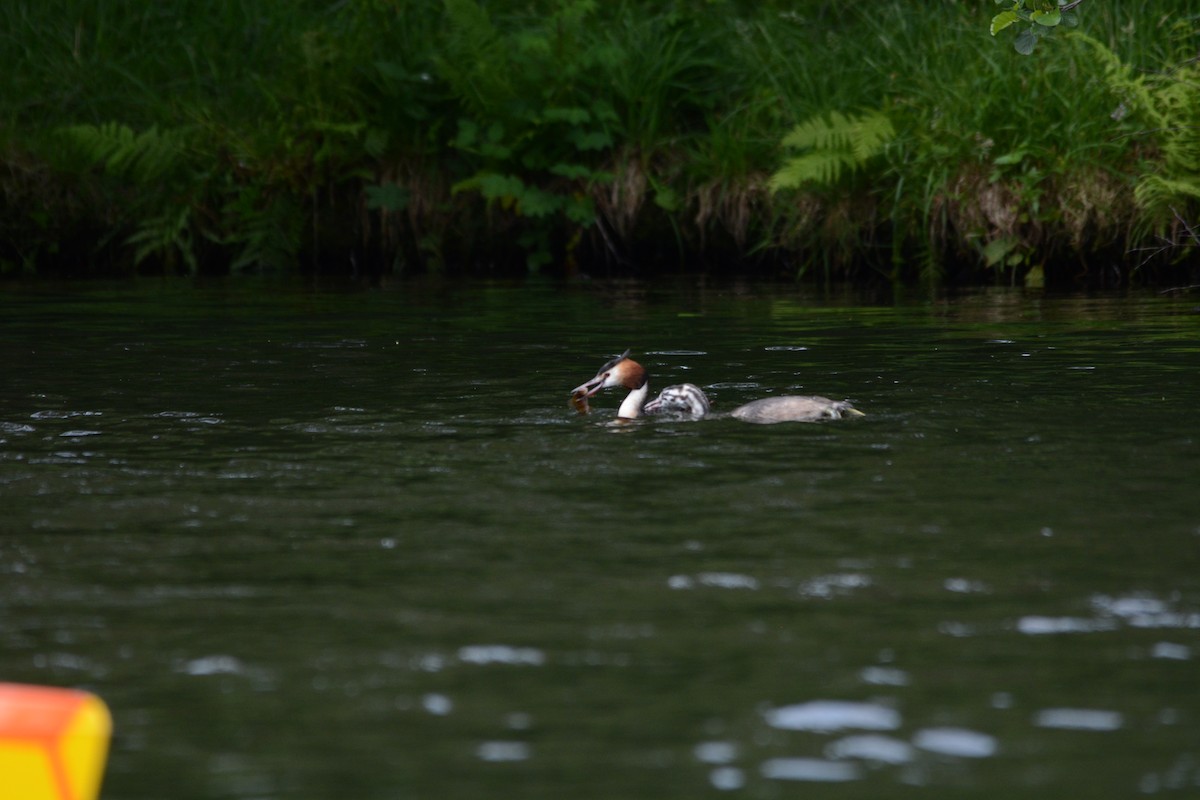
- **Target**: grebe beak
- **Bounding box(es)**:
[569,367,612,415]
[571,372,609,400]
[571,349,632,399]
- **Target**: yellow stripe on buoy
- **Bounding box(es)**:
[0,683,112,800]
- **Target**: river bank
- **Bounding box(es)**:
[2,1,1197,285]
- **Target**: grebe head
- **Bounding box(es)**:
[570,349,650,419]
[643,383,711,419]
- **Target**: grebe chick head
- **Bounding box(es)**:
[643,383,711,419]
[570,349,650,419]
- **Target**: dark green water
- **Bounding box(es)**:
[2,279,1198,799]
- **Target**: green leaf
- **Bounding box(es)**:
[990,11,1020,36]
[365,183,410,212]
[1031,9,1061,27]
[1024,264,1045,289]
[564,194,596,225]
[550,163,592,180]
[568,129,613,151]
[363,127,389,160]
[452,119,479,149]
[478,140,512,160]
[542,107,591,125]
[452,172,524,201]
[1014,28,1037,55]
[589,100,619,125]
[653,185,681,212]
[992,150,1028,166]
[516,186,564,217]
[982,237,1019,268]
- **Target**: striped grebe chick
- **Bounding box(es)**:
[644,384,863,423]
[642,383,710,419]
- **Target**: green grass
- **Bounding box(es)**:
[0,0,1196,285]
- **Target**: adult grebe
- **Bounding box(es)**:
[570,350,650,419]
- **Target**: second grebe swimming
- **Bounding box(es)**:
[645,384,862,423]
[573,350,864,423]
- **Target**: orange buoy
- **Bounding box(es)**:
[0,683,112,800]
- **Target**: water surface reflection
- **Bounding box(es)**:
[2,280,1198,798]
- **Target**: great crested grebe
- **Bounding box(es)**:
[573,350,864,423]
[570,350,651,419]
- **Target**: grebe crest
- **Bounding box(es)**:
[643,384,710,419]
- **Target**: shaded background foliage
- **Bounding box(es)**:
[0,0,1197,285]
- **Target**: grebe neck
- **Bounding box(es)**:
[618,382,649,419]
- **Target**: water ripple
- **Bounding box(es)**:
[859,666,909,687]
[179,655,246,676]
[1152,642,1192,660]
[422,693,453,715]
[912,727,998,758]
[760,758,860,782]
[765,700,901,732]
[694,741,739,764]
[799,573,871,599]
[668,573,760,590]
[825,734,915,765]
[476,741,531,762]
[709,766,745,791]
[1034,708,1124,731]
[457,644,545,666]
[1017,616,1118,635]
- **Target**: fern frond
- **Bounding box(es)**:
[768,152,860,191]
[440,0,514,116]
[127,205,197,273]
[1068,33,1162,127]
[58,122,188,185]
[1132,175,1200,235]
[771,109,895,191]
[215,188,302,272]
[1073,31,1200,241]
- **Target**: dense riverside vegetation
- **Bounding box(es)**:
[1,1,1197,285]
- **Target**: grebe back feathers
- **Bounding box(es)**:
[729,395,862,423]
